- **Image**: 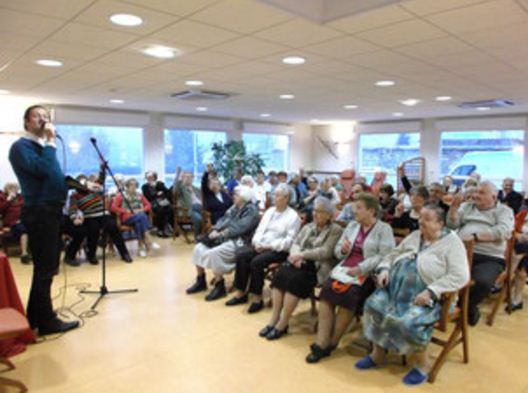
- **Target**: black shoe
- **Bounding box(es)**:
[20,254,31,265]
[259,325,274,338]
[468,308,481,326]
[205,280,227,301]
[507,302,523,312]
[88,257,99,265]
[186,275,207,294]
[266,326,288,340]
[490,285,502,295]
[248,301,264,314]
[306,343,333,364]
[157,230,168,238]
[121,253,133,263]
[225,294,248,306]
[64,257,80,267]
[38,318,80,336]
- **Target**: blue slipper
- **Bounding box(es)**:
[354,355,379,370]
[402,368,428,385]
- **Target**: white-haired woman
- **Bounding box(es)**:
[259,197,343,340]
[226,183,301,313]
[186,185,260,301]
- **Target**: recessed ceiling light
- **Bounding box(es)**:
[375,80,395,87]
[36,59,63,67]
[476,107,490,111]
[344,104,358,110]
[260,113,271,117]
[142,45,179,59]
[399,98,420,106]
[185,80,204,86]
[436,96,452,102]
[310,119,320,123]
[282,56,306,65]
[110,99,124,104]
[196,106,208,112]
[0,89,10,95]
[392,112,404,117]
[280,94,295,100]
[109,13,143,27]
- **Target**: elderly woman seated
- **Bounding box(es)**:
[259,197,343,340]
[226,184,301,313]
[186,186,259,301]
[306,193,395,363]
[355,204,470,386]
[391,186,429,241]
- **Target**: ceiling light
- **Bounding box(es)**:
[399,98,420,106]
[375,80,395,87]
[142,45,179,59]
[436,96,452,102]
[310,119,320,123]
[344,104,358,110]
[476,107,490,111]
[185,80,204,86]
[392,112,404,117]
[110,99,124,104]
[0,89,10,95]
[280,94,295,100]
[36,59,63,67]
[260,113,271,117]
[109,13,143,27]
[282,56,306,65]
[196,107,208,112]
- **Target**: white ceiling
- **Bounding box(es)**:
[1,0,528,123]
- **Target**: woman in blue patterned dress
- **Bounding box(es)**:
[355,204,470,385]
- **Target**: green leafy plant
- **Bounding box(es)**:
[211,141,264,181]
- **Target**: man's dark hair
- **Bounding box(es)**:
[23,105,47,130]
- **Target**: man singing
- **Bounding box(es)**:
[9,105,80,335]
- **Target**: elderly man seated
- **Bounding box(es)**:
[447,181,514,326]
[356,205,470,385]
[186,185,259,301]
[226,184,301,313]
[259,196,343,340]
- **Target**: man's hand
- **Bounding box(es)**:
[450,193,464,211]
[341,239,352,255]
[414,290,433,306]
[42,122,56,142]
[394,202,405,218]
[73,217,83,226]
[288,253,303,264]
[376,270,389,287]
[255,245,271,253]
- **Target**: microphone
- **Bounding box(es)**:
[90,137,97,144]
[41,121,62,141]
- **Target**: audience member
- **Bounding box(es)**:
[201,164,232,225]
[379,183,398,223]
[142,171,172,237]
[336,183,368,225]
[306,193,395,363]
[260,197,343,340]
[447,181,514,326]
[254,170,271,211]
[498,177,523,214]
[0,183,30,264]
[226,167,243,196]
[357,205,469,386]
[173,167,203,238]
[226,184,301,314]
[392,186,429,237]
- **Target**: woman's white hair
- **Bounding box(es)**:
[235,185,253,203]
[240,175,254,187]
[275,183,290,198]
[313,196,335,215]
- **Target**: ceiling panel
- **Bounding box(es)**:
[303,36,381,59]
[190,0,292,34]
[117,0,219,17]
[400,0,488,16]
[50,22,139,49]
[255,19,342,47]
[0,8,64,37]
[394,36,474,60]
[214,36,289,59]
[426,0,528,34]
[328,5,413,34]
[0,0,94,20]
[356,19,447,47]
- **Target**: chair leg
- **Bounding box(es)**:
[428,325,461,383]
[0,375,28,393]
[0,358,15,371]
[487,286,506,326]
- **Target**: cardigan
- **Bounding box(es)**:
[290,222,343,284]
[377,230,470,298]
[332,220,395,282]
[252,206,301,252]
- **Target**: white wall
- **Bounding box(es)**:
[311,122,356,172]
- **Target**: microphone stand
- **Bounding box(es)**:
[80,137,138,310]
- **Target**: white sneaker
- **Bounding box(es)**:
[138,249,147,258]
[151,242,161,250]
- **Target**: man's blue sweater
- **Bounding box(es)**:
[9,138,67,206]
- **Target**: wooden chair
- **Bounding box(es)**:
[428,239,473,383]
[0,308,29,393]
[486,234,515,326]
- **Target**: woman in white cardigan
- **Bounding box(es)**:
[306,193,395,363]
[355,204,470,386]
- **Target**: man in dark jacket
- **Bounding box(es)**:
[498,177,523,214]
[9,105,79,335]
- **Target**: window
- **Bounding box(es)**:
[56,125,144,184]
[358,132,420,187]
[164,129,227,184]
[242,133,290,172]
[440,130,524,188]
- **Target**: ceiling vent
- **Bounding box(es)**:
[458,99,515,109]
[170,90,231,101]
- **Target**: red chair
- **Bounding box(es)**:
[0,308,29,392]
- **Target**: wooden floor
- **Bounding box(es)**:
[3,237,528,393]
